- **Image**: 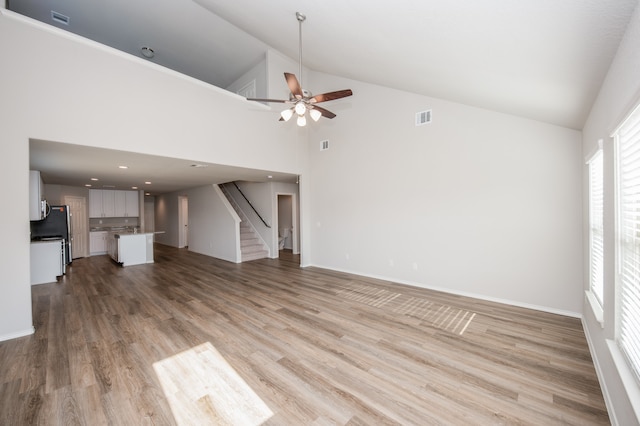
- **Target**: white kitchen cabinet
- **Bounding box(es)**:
[114,233,154,266]
[89,189,114,218]
[126,191,139,217]
[102,190,115,217]
[29,170,46,221]
[89,231,108,255]
[90,189,137,218]
[114,190,139,217]
[30,240,63,284]
[89,189,103,218]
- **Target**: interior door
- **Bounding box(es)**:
[64,195,87,258]
[178,196,188,248]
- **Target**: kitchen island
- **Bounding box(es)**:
[109,232,154,266]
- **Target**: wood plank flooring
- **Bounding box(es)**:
[0,245,609,425]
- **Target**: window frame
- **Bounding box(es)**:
[612,101,640,388]
[586,143,604,324]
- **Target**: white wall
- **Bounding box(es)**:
[307,71,583,315]
[226,57,268,99]
[582,2,640,424]
[153,193,179,247]
[186,185,241,262]
[143,197,155,233]
[0,10,303,340]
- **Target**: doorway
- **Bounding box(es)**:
[64,195,87,258]
[277,194,298,255]
[178,196,188,248]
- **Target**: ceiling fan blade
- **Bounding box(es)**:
[312,105,336,119]
[310,89,353,103]
[246,97,289,103]
[285,73,303,99]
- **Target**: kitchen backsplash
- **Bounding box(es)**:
[89,217,139,229]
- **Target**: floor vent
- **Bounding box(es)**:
[320,140,329,151]
[416,109,432,126]
[51,11,70,25]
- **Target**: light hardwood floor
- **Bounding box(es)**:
[1,245,609,425]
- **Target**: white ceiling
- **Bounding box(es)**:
[30,140,298,195]
[10,0,639,193]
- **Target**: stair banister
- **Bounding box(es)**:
[232,182,271,229]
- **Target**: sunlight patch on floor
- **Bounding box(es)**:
[337,284,477,335]
[153,342,273,425]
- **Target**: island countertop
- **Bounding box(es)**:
[110,232,154,266]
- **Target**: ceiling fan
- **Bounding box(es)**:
[246,12,353,126]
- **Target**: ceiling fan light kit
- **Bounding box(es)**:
[246,12,353,127]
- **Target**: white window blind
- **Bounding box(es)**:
[615,103,640,384]
[588,149,604,305]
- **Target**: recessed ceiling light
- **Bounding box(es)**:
[267,175,273,179]
[145,193,151,196]
[140,46,155,59]
[145,181,151,185]
[91,177,98,181]
[85,184,92,187]
[118,165,128,169]
[132,186,138,189]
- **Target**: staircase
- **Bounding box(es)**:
[239,221,269,262]
[220,184,269,262]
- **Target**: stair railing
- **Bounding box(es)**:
[232,182,271,228]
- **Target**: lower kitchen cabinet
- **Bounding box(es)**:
[90,231,108,255]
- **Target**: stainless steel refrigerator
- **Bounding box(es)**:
[30,205,72,266]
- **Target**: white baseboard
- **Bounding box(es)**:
[0,326,35,342]
[305,263,582,318]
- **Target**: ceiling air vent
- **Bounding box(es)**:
[51,11,70,25]
[320,140,329,151]
[416,109,432,126]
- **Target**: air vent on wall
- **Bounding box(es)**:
[51,11,70,25]
[320,140,329,151]
[416,110,432,126]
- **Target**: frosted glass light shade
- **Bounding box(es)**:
[297,115,307,127]
[309,109,322,122]
[280,108,294,121]
[294,102,306,115]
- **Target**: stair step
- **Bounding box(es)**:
[242,244,266,254]
[241,238,260,247]
[222,184,269,263]
[242,250,268,262]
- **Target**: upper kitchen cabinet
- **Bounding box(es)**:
[90,189,138,218]
[89,189,113,218]
[29,170,46,221]
[114,190,139,217]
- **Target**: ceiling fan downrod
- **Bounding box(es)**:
[296,12,305,90]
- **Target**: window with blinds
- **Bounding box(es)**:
[614,102,640,384]
[588,149,604,306]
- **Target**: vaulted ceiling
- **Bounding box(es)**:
[9,0,637,130]
[8,0,638,192]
